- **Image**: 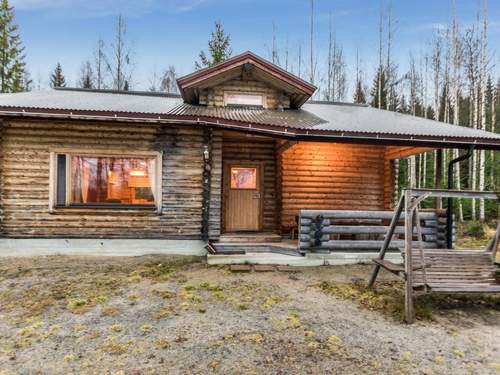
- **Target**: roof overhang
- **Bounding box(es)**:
[1,107,499,151]
[176,51,317,109]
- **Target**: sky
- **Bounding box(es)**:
[12,0,500,92]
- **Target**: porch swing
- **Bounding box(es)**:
[368,188,500,323]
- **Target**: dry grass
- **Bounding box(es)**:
[316,279,500,322]
[0,255,200,322]
[0,256,499,374]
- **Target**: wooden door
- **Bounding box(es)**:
[224,164,262,232]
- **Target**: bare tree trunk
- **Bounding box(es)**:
[422,153,427,188]
[432,33,441,121]
[309,0,315,85]
[326,14,333,101]
[478,0,488,222]
[451,4,464,221]
[94,39,106,89]
[492,83,497,187]
[378,0,384,109]
[298,44,302,79]
[271,22,279,65]
[409,157,416,188]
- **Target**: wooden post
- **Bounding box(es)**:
[414,207,428,293]
[201,128,212,241]
[487,222,500,262]
[404,190,415,324]
[435,149,443,209]
[368,195,405,288]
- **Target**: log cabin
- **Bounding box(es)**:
[0,51,499,257]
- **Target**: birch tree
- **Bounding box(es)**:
[463,19,481,219]
[450,2,464,222]
[478,0,489,222]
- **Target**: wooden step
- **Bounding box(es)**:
[219,232,282,243]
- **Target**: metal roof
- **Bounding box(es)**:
[302,102,500,140]
[168,103,326,128]
[0,89,182,114]
[0,88,499,149]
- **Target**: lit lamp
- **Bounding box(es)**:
[128,169,149,187]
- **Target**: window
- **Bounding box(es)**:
[49,151,162,211]
[230,167,257,189]
[224,93,265,108]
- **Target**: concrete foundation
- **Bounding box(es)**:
[207,251,403,266]
[0,239,207,257]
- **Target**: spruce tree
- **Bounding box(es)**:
[50,63,66,88]
[78,61,94,89]
[370,67,387,109]
[195,20,232,69]
[0,0,26,93]
[353,80,366,104]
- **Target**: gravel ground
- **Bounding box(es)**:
[0,255,499,374]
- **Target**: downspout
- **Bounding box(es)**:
[446,145,474,249]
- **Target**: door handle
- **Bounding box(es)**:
[253,192,261,199]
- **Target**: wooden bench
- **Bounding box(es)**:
[298,209,448,252]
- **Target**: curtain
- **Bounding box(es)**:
[147,159,157,203]
[81,158,90,203]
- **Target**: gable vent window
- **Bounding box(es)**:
[49,151,162,212]
[224,93,265,108]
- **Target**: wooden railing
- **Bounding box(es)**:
[299,209,450,252]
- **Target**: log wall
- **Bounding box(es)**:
[279,142,388,230]
[199,78,290,109]
[0,119,222,239]
[222,133,278,232]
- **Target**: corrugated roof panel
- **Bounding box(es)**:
[0,89,182,114]
[302,102,500,140]
[168,103,326,128]
[0,89,499,143]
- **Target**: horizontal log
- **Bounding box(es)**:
[300,210,437,220]
[300,225,436,235]
[300,240,437,250]
[409,189,500,200]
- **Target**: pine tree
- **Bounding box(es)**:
[195,20,232,69]
[0,0,26,93]
[370,67,387,109]
[50,63,66,88]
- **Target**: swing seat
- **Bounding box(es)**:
[410,249,500,293]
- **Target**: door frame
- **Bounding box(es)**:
[222,160,264,233]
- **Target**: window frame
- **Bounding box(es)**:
[49,149,163,213]
[223,91,267,108]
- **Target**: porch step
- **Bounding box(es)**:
[211,243,303,257]
[218,232,282,243]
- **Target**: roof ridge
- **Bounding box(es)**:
[54,87,182,98]
[306,100,369,107]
